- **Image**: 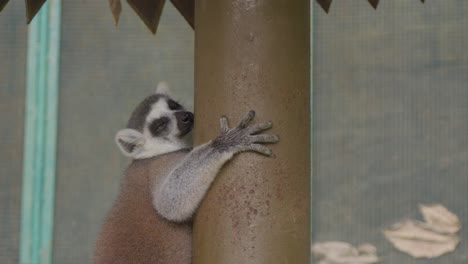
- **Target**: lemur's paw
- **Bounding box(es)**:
[213,110,279,156]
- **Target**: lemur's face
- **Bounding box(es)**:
[144,96,194,139]
[115,83,194,159]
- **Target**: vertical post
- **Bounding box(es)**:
[20,0,61,263]
[193,1,310,263]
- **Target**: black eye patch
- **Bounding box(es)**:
[149,117,169,136]
[167,99,182,111]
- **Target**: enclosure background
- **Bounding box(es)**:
[51,2,194,263]
[1,0,468,263]
[0,1,26,263]
[312,1,468,263]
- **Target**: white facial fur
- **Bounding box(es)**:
[115,84,192,160]
[137,100,190,159]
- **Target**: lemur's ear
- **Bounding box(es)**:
[155,81,171,96]
[115,129,146,158]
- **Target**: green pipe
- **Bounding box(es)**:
[20,0,61,263]
[42,0,61,256]
[32,9,48,262]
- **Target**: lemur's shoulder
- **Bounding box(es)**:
[94,150,192,264]
[120,148,191,189]
[147,149,191,186]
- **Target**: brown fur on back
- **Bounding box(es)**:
[94,150,192,264]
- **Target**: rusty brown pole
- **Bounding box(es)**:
[193,0,310,263]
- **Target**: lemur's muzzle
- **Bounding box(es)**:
[181,112,194,123]
[175,111,194,137]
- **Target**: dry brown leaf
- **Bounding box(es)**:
[312,241,379,264]
[357,243,377,255]
[419,204,461,234]
[368,0,379,9]
[127,0,165,34]
[385,220,455,243]
[384,207,461,259]
[26,0,46,24]
[312,241,358,258]
[386,236,459,259]
[170,0,194,29]
[0,0,9,13]
[109,0,122,26]
[384,223,459,258]
[315,0,332,13]
[327,254,379,264]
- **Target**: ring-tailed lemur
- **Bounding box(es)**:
[94,82,279,264]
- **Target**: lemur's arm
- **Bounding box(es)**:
[152,111,279,222]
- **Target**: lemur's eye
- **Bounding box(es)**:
[167,99,182,111]
[149,117,169,136]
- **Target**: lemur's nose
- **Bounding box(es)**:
[182,112,194,123]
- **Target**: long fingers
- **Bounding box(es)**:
[248,144,273,156]
[219,115,229,133]
[238,110,255,128]
[250,134,279,143]
[248,121,273,134]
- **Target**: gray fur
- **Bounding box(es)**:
[153,110,279,222]
[127,94,165,132]
[115,92,192,159]
[100,86,279,263]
